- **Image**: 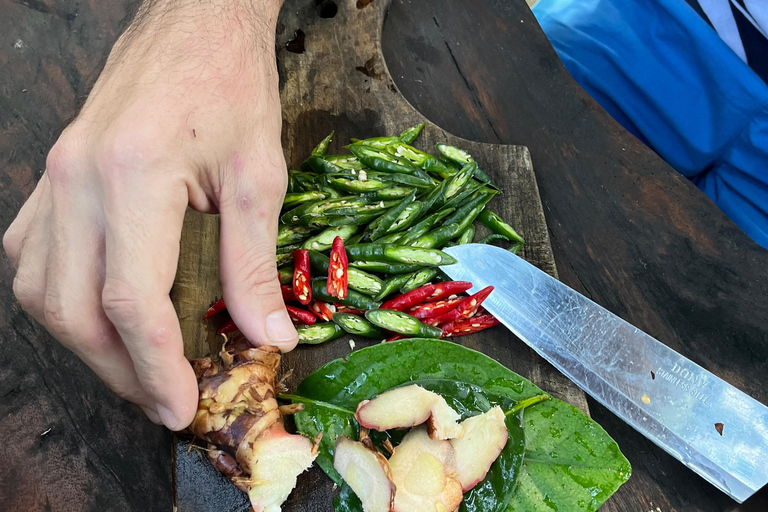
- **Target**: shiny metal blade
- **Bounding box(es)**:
[442,244,768,503]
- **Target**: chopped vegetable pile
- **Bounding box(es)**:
[204,124,526,343]
[189,126,632,512]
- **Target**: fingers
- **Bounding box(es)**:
[44,165,156,413]
[4,174,48,269]
[101,171,197,430]
[11,176,52,321]
[218,150,298,352]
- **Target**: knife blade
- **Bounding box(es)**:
[441,244,768,503]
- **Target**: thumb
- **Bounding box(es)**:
[218,152,298,352]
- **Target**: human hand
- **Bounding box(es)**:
[3,0,295,430]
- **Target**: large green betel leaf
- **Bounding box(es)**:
[290,339,631,511]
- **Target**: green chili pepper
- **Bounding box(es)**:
[399,209,454,246]
[281,196,361,225]
[287,170,317,193]
[478,209,525,244]
[374,273,416,301]
[308,250,383,296]
[349,261,424,275]
[311,131,334,157]
[348,145,420,174]
[376,232,405,244]
[301,155,353,175]
[411,223,462,249]
[361,186,415,200]
[365,309,442,338]
[318,186,342,199]
[327,212,385,227]
[301,225,358,251]
[278,266,293,285]
[297,322,345,345]
[388,201,422,233]
[421,180,449,213]
[510,242,524,255]
[478,233,511,246]
[277,224,314,247]
[325,175,388,193]
[346,243,456,266]
[367,171,433,189]
[323,154,365,170]
[441,191,495,227]
[455,225,475,245]
[276,251,295,267]
[435,142,498,189]
[346,233,365,245]
[311,279,382,310]
[391,144,454,175]
[370,191,417,241]
[398,123,425,145]
[400,267,439,293]
[443,161,477,200]
[283,190,327,209]
[332,312,386,339]
[433,179,484,214]
[350,136,402,149]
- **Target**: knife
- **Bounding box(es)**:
[441,244,768,503]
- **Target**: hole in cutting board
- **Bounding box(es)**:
[315,0,338,18]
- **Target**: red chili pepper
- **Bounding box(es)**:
[441,314,500,338]
[386,333,405,342]
[411,297,463,320]
[286,305,317,325]
[202,298,227,320]
[380,281,473,311]
[293,249,312,305]
[327,236,349,300]
[335,304,366,315]
[309,301,336,322]
[426,286,494,326]
[281,285,297,304]
[217,318,239,335]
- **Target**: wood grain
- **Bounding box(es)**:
[174,0,586,510]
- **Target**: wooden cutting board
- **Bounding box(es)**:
[172,0,587,510]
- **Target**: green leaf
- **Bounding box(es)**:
[506,399,632,512]
[291,339,630,511]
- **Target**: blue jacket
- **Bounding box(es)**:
[534,0,768,248]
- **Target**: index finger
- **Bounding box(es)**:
[100,171,197,430]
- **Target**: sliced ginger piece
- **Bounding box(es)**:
[333,436,395,512]
[388,426,463,512]
[450,406,508,491]
[244,424,317,512]
[355,385,463,440]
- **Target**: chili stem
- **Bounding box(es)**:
[278,393,355,416]
[506,393,550,416]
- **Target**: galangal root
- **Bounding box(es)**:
[188,334,318,512]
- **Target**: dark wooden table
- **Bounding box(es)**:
[1,0,766,511]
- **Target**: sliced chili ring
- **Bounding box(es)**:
[327,236,349,299]
[293,249,312,305]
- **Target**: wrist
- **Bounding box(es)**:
[135,0,284,34]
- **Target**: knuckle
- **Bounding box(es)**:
[101,278,146,329]
[3,224,22,265]
[13,271,43,313]
[45,135,81,184]
[42,294,78,341]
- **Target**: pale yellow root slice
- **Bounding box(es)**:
[450,406,508,491]
[333,436,395,512]
[388,426,463,512]
[355,385,463,440]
